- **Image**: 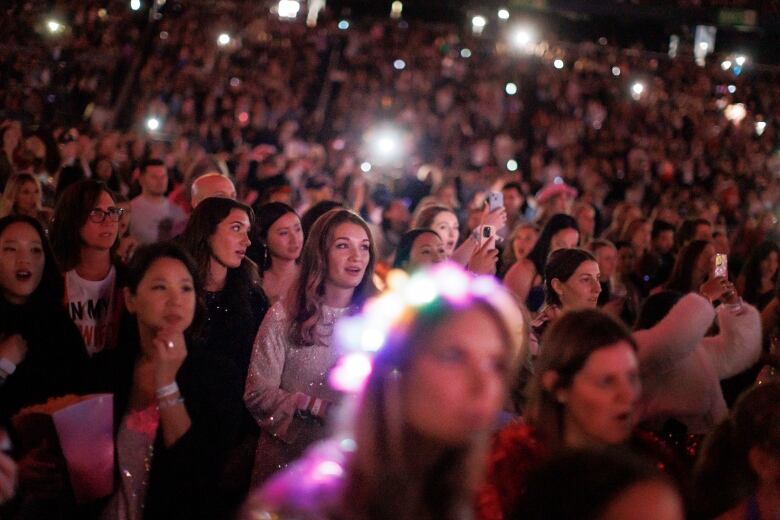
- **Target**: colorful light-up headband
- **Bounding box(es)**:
[329,262,525,393]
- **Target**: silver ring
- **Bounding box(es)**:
[166,340,175,349]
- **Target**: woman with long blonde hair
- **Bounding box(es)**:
[0,172,52,229]
[244,208,376,485]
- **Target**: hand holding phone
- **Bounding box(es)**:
[476,225,496,250]
[713,253,728,279]
[487,192,504,213]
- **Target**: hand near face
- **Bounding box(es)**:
[151,328,187,388]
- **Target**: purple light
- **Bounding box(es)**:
[330,353,373,393]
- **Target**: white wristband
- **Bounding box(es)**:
[155,381,179,399]
[0,358,16,376]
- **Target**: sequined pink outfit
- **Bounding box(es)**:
[245,302,349,485]
[101,406,159,520]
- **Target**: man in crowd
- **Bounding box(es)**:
[129,159,188,244]
[191,173,237,208]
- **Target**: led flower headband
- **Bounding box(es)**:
[329,262,526,393]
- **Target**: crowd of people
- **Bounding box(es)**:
[0,0,779,519]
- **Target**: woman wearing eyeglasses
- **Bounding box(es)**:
[51,179,126,356]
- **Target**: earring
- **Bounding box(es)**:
[262,245,269,267]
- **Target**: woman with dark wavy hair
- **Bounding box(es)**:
[245,208,375,485]
[180,196,268,378]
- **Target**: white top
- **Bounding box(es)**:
[128,196,187,245]
[65,266,117,356]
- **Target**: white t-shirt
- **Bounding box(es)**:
[65,266,117,356]
[128,195,188,245]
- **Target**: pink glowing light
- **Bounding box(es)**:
[329,353,373,393]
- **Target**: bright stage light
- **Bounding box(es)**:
[498,9,510,20]
[217,33,231,46]
[278,0,300,19]
[510,25,536,52]
[146,117,160,131]
[46,19,64,33]
[631,82,645,100]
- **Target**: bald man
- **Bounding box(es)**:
[191,173,237,208]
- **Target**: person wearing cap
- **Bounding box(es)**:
[534,181,577,224]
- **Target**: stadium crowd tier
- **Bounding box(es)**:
[0,1,778,519]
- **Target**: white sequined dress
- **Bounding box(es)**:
[244,301,349,484]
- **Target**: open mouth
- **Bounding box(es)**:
[345,266,363,276]
[164,314,183,326]
[15,270,32,281]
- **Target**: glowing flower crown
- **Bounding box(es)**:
[329,262,522,393]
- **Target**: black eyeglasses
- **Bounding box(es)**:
[88,207,125,223]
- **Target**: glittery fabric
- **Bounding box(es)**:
[100,406,159,520]
[245,301,349,484]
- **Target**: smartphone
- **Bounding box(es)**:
[713,253,728,278]
[487,192,504,212]
[477,225,497,250]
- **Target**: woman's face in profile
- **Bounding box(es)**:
[402,306,508,446]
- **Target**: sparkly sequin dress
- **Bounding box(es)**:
[245,301,349,485]
[100,406,159,520]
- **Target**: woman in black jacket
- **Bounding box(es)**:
[92,242,242,519]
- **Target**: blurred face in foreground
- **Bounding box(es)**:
[600,480,684,520]
[403,307,509,446]
[557,341,640,448]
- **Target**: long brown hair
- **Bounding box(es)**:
[525,309,637,450]
[288,209,376,346]
[344,292,525,518]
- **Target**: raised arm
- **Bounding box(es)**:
[701,302,762,380]
[633,293,715,376]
